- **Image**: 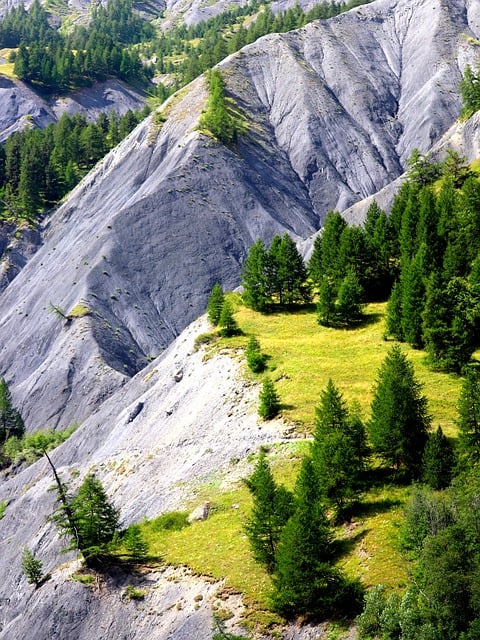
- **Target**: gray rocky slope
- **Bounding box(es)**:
[0,76,146,142]
[1,0,479,433]
[0,0,479,636]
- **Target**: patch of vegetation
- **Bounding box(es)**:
[0,500,9,520]
[123,584,147,600]
[3,424,77,468]
[68,304,91,319]
[71,572,96,586]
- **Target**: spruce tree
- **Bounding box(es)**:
[369,346,430,479]
[258,377,280,420]
[422,426,455,490]
[244,450,294,572]
[206,283,224,325]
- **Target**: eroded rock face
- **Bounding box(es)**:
[0,77,146,142]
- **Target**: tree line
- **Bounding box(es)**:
[1,0,153,93]
[240,148,480,373]
[144,0,373,89]
[0,108,147,224]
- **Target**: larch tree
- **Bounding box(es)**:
[369,346,430,479]
[457,366,480,466]
[244,450,294,572]
[0,378,25,444]
[206,283,225,325]
[312,380,366,518]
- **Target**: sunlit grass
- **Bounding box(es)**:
[232,298,462,437]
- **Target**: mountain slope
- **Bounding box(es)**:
[1,0,479,432]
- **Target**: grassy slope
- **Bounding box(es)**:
[138,300,467,632]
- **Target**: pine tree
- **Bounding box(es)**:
[244,450,294,572]
[457,366,480,466]
[206,283,225,325]
[258,377,280,420]
[21,547,43,586]
[422,426,455,490]
[369,346,430,479]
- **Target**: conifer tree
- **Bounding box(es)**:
[316,276,337,327]
[401,245,427,348]
[385,280,404,340]
[245,335,266,373]
[53,473,120,565]
[457,366,480,465]
[335,269,364,324]
[218,299,239,337]
[271,457,362,618]
[21,547,43,587]
[206,283,224,325]
[258,377,280,420]
[0,378,25,444]
[422,426,455,490]
[369,346,430,479]
[244,450,294,572]
[241,239,269,311]
[312,380,366,518]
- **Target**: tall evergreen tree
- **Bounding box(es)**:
[241,239,269,311]
[271,457,361,618]
[316,276,337,327]
[335,269,364,325]
[401,244,427,348]
[244,450,294,572]
[312,380,366,518]
[385,279,404,341]
[53,473,120,565]
[422,426,455,490]
[206,283,225,325]
[0,378,25,444]
[369,346,430,479]
[457,366,480,466]
[258,377,281,420]
[218,299,239,337]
